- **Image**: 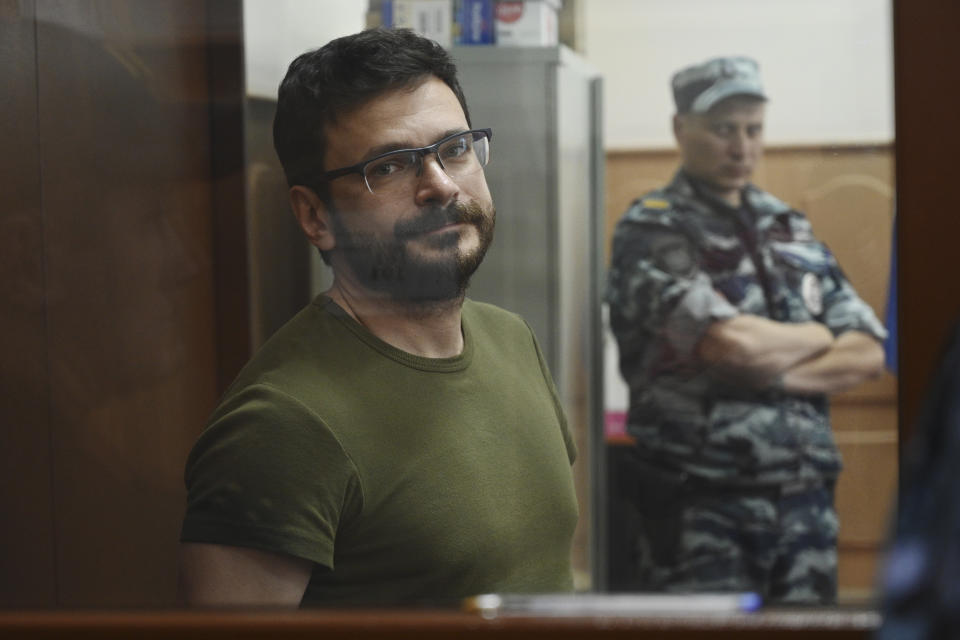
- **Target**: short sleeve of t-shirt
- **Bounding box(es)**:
[180,383,362,569]
[524,317,577,465]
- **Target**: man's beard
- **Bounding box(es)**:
[329,200,495,305]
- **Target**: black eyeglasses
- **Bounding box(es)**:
[321,128,492,195]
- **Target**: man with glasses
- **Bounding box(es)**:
[606,56,886,603]
[177,28,578,607]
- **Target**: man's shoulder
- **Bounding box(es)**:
[219,298,347,398]
[623,191,679,222]
[617,173,711,229]
[745,184,794,215]
[463,298,528,331]
[611,190,698,252]
[620,182,689,220]
[462,299,545,355]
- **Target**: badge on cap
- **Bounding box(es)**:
[801,272,823,316]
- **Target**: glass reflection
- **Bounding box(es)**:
[244,0,900,608]
[0,0,896,612]
[589,0,895,606]
[605,56,887,604]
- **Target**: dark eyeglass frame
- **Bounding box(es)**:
[320,128,493,191]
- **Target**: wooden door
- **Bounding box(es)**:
[0,0,245,607]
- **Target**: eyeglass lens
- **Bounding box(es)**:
[362,131,490,194]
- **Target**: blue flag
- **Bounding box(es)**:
[883,215,897,374]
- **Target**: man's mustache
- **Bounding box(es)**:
[394,201,487,241]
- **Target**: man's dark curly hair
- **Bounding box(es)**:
[272,27,471,196]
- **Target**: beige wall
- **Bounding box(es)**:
[580,0,894,149]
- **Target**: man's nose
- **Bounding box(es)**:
[728,131,747,158]
[414,154,459,207]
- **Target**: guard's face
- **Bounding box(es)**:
[674,96,765,201]
[321,76,496,303]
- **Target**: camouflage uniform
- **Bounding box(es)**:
[606,170,887,603]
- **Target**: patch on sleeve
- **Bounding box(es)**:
[642,198,671,210]
[801,272,823,316]
[654,240,696,277]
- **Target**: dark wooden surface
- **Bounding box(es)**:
[0,0,237,607]
[0,609,879,639]
[0,0,956,634]
[33,0,222,606]
[206,0,251,392]
[0,0,57,608]
[893,0,960,446]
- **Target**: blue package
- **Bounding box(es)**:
[382,0,394,27]
[456,0,494,45]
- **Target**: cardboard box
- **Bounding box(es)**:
[455,0,495,45]
[383,0,453,48]
[494,0,559,47]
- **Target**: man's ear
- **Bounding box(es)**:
[289,186,336,252]
[672,113,684,141]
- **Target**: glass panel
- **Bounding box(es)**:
[244,0,896,607]
[586,0,895,605]
[0,0,898,616]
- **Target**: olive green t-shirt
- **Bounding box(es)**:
[181,295,578,606]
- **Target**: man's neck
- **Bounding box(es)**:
[681,171,744,208]
[326,278,465,359]
[713,187,742,208]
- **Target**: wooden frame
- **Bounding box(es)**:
[0,0,954,635]
[892,0,960,445]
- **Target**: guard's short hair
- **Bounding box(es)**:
[273,28,471,196]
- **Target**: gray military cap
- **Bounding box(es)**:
[671,56,767,114]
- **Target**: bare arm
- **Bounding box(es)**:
[780,330,885,395]
[695,314,834,384]
[177,542,313,608]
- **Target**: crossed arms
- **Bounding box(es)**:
[607,219,887,395]
[696,314,885,395]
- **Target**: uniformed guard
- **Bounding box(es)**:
[605,55,887,604]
